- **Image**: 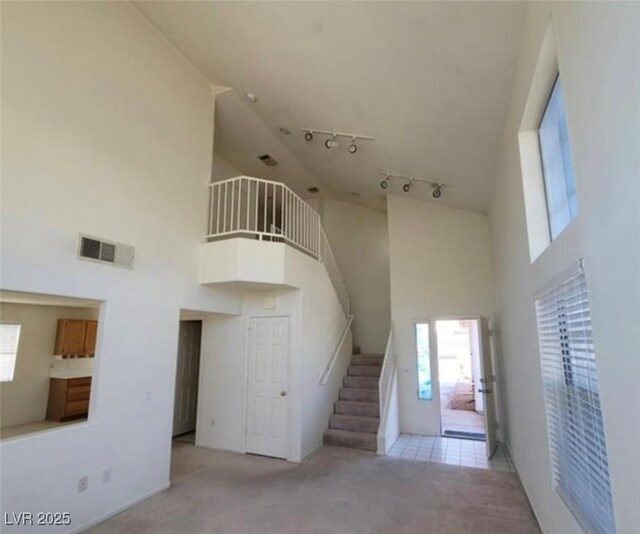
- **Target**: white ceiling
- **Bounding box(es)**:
[134,1,527,213]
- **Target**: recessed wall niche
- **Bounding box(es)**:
[0,290,103,440]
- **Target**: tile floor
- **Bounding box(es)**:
[388,433,515,472]
[441,407,486,436]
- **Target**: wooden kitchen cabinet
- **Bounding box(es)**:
[54,319,86,355]
[84,320,98,355]
[46,377,92,422]
[54,319,98,356]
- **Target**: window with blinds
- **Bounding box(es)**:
[535,267,615,534]
[0,322,21,382]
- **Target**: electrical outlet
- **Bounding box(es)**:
[78,476,88,493]
[102,469,112,484]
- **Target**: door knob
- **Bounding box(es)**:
[280,390,287,397]
[478,389,492,394]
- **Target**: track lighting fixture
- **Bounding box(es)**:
[379,173,450,199]
[300,129,374,153]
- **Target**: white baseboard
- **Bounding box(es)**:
[67,482,171,534]
[299,441,323,461]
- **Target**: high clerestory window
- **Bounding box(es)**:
[538,76,578,240]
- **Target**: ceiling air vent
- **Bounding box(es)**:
[78,234,134,269]
[258,154,278,167]
[307,187,320,194]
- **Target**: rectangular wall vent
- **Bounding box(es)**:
[78,234,134,269]
[258,154,278,167]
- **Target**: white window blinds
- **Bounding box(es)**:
[535,268,615,534]
[0,322,21,382]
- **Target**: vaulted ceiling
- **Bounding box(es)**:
[134,1,527,213]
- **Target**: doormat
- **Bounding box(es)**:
[443,430,486,441]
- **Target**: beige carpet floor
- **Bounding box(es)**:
[89,442,539,534]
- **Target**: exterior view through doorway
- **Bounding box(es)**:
[434,318,498,457]
[436,319,485,440]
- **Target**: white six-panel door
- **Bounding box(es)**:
[246,316,290,459]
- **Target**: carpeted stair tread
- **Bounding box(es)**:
[347,365,382,378]
[323,429,377,451]
[339,388,379,402]
[351,355,384,366]
[344,376,378,390]
[329,414,379,434]
[335,400,380,417]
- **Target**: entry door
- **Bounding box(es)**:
[246,316,290,459]
[173,321,202,437]
[478,316,498,458]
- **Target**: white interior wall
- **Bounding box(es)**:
[196,244,349,462]
[196,290,300,459]
[0,3,243,531]
[379,371,399,454]
[321,200,391,353]
[291,252,351,458]
[387,195,494,436]
[0,303,98,429]
[212,153,241,182]
[489,3,640,532]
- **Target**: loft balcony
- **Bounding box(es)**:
[198,176,349,315]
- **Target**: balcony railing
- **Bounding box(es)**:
[207,176,349,315]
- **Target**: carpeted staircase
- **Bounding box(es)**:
[322,353,383,452]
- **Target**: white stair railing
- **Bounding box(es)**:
[207,176,349,315]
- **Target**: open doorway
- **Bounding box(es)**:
[172,320,202,445]
[436,319,486,441]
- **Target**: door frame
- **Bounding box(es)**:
[243,314,293,460]
[430,315,498,444]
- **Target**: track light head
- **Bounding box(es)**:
[325,136,339,149]
[348,138,358,154]
[380,179,388,189]
[403,181,412,193]
[431,184,442,199]
[304,131,314,142]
